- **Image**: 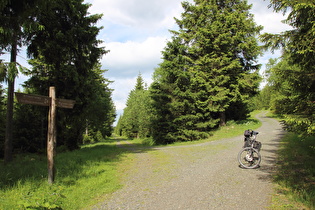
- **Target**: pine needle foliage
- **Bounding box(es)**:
[260,0,315,136]
[116,74,152,139]
[150,0,262,144]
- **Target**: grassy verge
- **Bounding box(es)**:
[0,141,127,209]
[0,111,263,209]
[270,133,315,209]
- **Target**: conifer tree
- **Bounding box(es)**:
[22,0,109,150]
[114,115,124,136]
[120,74,152,139]
[151,0,261,143]
[1,0,44,162]
[0,84,5,157]
[261,0,315,135]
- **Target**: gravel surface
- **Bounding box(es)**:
[93,112,285,210]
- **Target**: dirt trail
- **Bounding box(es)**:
[94,112,285,209]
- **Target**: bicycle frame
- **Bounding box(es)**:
[238,130,261,169]
[244,131,259,149]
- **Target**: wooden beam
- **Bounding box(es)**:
[15,92,51,106]
[15,92,75,109]
[56,98,75,109]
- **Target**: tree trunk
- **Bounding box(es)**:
[4,41,17,163]
[219,111,226,127]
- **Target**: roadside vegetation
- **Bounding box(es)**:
[0,140,125,209]
[270,132,315,210]
[1,111,313,209]
[0,113,260,209]
[264,113,315,210]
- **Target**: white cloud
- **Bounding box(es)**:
[87,0,184,36]
[109,77,137,109]
[102,36,167,78]
[254,12,292,33]
[248,0,292,33]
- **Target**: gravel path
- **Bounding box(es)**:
[94,112,285,209]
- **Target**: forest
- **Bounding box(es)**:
[115,0,315,143]
[1,0,314,163]
[0,0,116,163]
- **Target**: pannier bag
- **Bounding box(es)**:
[243,139,251,148]
[253,141,262,151]
[244,129,252,137]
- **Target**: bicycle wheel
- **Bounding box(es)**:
[238,147,261,169]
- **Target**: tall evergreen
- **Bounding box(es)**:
[0,0,44,162]
[150,0,261,144]
[0,84,5,157]
[150,36,201,143]
[261,0,315,135]
[20,0,109,150]
[118,74,152,139]
[83,66,116,138]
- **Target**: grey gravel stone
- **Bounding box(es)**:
[93,112,284,210]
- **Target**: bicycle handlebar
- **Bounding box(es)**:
[244,129,259,137]
[252,131,259,135]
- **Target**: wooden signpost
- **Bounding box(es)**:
[15,87,75,184]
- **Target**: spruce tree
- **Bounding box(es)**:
[1,0,44,162]
[120,74,152,139]
[151,0,261,143]
[261,0,315,135]
[0,84,5,157]
[24,0,108,149]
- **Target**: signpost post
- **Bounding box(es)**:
[15,86,75,184]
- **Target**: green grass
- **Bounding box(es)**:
[270,133,315,210]
[0,141,127,209]
[264,110,315,209]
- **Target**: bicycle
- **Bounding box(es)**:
[238,129,262,169]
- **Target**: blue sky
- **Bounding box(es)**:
[1,0,292,123]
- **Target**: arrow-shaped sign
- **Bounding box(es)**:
[15,92,75,109]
